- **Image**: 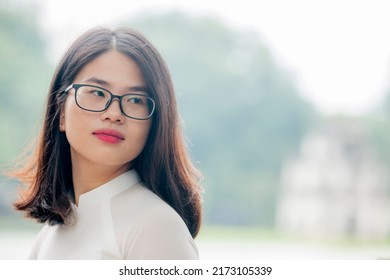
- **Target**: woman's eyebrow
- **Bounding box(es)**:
[83,77,148,93]
[84,77,109,87]
[128,86,148,93]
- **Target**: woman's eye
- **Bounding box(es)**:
[129,97,143,104]
[91,90,106,97]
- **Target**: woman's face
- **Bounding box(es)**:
[60,50,152,170]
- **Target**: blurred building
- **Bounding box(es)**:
[276,122,390,240]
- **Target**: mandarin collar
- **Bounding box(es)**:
[76,169,140,209]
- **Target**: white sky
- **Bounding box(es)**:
[9,0,390,115]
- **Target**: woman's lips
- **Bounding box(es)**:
[92,129,124,144]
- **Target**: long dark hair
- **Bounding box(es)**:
[12,27,203,237]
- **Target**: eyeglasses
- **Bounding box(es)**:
[64,84,155,120]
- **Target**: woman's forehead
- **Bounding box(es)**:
[73,50,146,92]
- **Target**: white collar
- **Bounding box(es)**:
[77,169,140,209]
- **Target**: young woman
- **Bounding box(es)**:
[12,27,203,259]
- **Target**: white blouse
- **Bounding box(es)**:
[28,170,199,259]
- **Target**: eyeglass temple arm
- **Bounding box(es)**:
[64,84,74,93]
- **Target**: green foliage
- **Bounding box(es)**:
[367,90,390,160]
[128,12,318,226]
[365,93,390,198]
[364,115,390,170]
[198,225,283,242]
[0,6,51,165]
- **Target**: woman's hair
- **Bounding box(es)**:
[12,27,203,237]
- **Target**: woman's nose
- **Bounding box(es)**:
[100,98,125,123]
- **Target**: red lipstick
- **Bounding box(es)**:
[92,129,124,144]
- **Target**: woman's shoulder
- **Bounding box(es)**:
[111,182,199,259]
[112,182,186,229]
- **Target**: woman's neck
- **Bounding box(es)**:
[70,154,132,205]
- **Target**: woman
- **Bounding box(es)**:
[12,27,203,259]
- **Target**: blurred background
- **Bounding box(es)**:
[2,0,390,259]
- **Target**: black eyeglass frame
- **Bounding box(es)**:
[64,84,156,120]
